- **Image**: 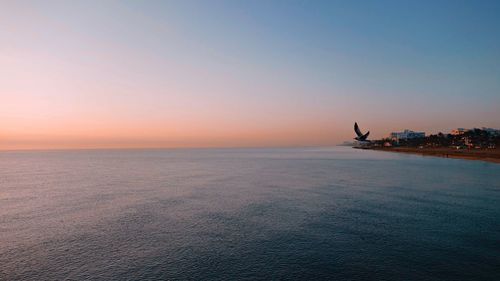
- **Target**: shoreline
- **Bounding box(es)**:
[369,147,500,164]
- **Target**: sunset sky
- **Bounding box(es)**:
[1,0,500,150]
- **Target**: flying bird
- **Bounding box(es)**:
[354,122,370,141]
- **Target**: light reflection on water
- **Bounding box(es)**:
[1,147,499,280]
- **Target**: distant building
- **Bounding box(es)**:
[390,129,425,142]
[451,128,468,135]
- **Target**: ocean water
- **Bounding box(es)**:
[1,147,499,281]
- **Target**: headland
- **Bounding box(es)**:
[350,124,500,164]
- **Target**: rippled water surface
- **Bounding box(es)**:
[1,147,499,280]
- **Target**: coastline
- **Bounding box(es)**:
[369,147,500,164]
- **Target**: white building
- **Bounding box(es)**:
[390,129,425,142]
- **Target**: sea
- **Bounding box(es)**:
[1,147,499,280]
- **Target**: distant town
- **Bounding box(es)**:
[371,127,500,149]
[344,126,500,163]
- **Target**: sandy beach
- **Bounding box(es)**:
[370,147,500,164]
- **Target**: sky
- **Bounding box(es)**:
[1,0,500,150]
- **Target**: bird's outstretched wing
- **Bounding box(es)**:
[354,122,363,137]
[362,131,370,140]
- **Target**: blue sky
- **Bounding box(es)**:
[1,0,499,148]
